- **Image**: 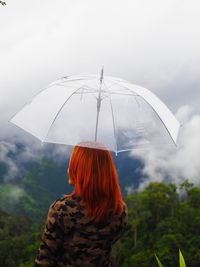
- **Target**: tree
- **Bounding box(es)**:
[114,182,200,266]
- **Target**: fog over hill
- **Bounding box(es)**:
[1,0,200,209]
[1,103,200,199]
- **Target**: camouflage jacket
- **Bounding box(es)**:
[35,194,128,267]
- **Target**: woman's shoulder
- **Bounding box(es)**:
[121,201,128,222]
[121,200,128,212]
[49,194,81,212]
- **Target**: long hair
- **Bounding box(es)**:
[66,141,124,223]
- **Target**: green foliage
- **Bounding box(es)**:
[179,179,194,192]
[0,209,41,267]
[0,157,71,222]
[179,249,186,267]
[155,254,164,267]
[114,181,200,266]
[0,157,72,265]
[18,264,34,267]
[0,158,200,266]
[155,249,186,267]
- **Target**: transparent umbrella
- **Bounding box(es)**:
[9,68,180,155]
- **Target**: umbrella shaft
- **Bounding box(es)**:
[94,67,104,142]
[94,99,101,142]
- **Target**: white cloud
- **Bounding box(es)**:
[0,184,25,204]
[0,137,71,181]
[130,105,200,190]
[0,141,19,181]
[124,184,136,195]
[0,0,200,186]
[1,0,200,122]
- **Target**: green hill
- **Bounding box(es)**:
[0,154,142,222]
[0,208,41,267]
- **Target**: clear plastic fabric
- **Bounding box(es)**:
[10,74,180,154]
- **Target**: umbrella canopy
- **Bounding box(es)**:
[9,69,180,154]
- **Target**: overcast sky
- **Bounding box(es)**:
[0,0,200,187]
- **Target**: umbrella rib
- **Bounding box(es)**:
[116,82,178,146]
[109,94,118,153]
[42,85,86,142]
[21,82,84,108]
[108,92,139,96]
[102,80,133,92]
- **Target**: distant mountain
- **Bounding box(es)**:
[113,152,145,194]
[0,162,8,183]
[0,141,145,222]
[0,157,71,222]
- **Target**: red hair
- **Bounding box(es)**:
[66,141,124,223]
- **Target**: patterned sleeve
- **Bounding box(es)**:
[109,201,128,246]
[121,201,128,233]
[118,202,128,238]
[35,200,64,267]
[123,202,128,225]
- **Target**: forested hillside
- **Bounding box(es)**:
[113,182,200,266]
[0,209,40,267]
[1,165,200,266]
[0,157,71,222]
[0,154,142,222]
